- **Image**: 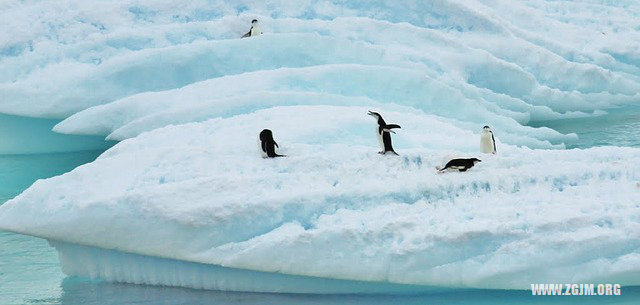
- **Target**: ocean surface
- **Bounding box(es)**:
[1,110,639,305]
[530,105,640,149]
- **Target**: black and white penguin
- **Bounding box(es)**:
[367,111,401,155]
[436,158,481,173]
[241,19,262,38]
[480,125,497,154]
[259,129,285,158]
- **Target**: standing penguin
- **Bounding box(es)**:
[241,19,262,38]
[480,125,497,154]
[259,129,285,158]
[367,111,401,155]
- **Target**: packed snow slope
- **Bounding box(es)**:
[1,0,640,292]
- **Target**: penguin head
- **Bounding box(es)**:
[367,110,381,119]
[471,158,482,164]
[252,19,258,24]
[482,125,492,133]
[259,129,273,141]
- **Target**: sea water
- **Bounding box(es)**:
[530,105,640,149]
[1,115,640,305]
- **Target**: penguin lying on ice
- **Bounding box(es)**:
[367,111,401,155]
[436,158,481,173]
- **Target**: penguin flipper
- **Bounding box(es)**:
[491,133,497,153]
[241,31,251,38]
[386,124,401,129]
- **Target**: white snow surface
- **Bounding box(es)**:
[1,0,640,292]
[2,106,640,290]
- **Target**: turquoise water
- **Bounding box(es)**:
[530,105,640,149]
[1,112,640,304]
[0,151,105,305]
[0,114,113,155]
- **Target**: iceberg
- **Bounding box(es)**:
[1,0,640,293]
[2,106,640,292]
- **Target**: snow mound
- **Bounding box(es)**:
[2,106,639,290]
[53,64,572,148]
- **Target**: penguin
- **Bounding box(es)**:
[241,19,262,38]
[436,158,481,173]
[259,129,285,158]
[367,111,401,155]
[480,125,497,154]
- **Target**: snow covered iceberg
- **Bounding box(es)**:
[1,0,640,293]
[2,106,640,292]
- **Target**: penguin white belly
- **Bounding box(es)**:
[480,133,494,153]
[251,25,261,37]
[376,128,384,151]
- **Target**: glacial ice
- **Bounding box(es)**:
[50,240,438,294]
[1,0,640,293]
[2,105,640,291]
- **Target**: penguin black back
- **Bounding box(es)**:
[259,129,285,158]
